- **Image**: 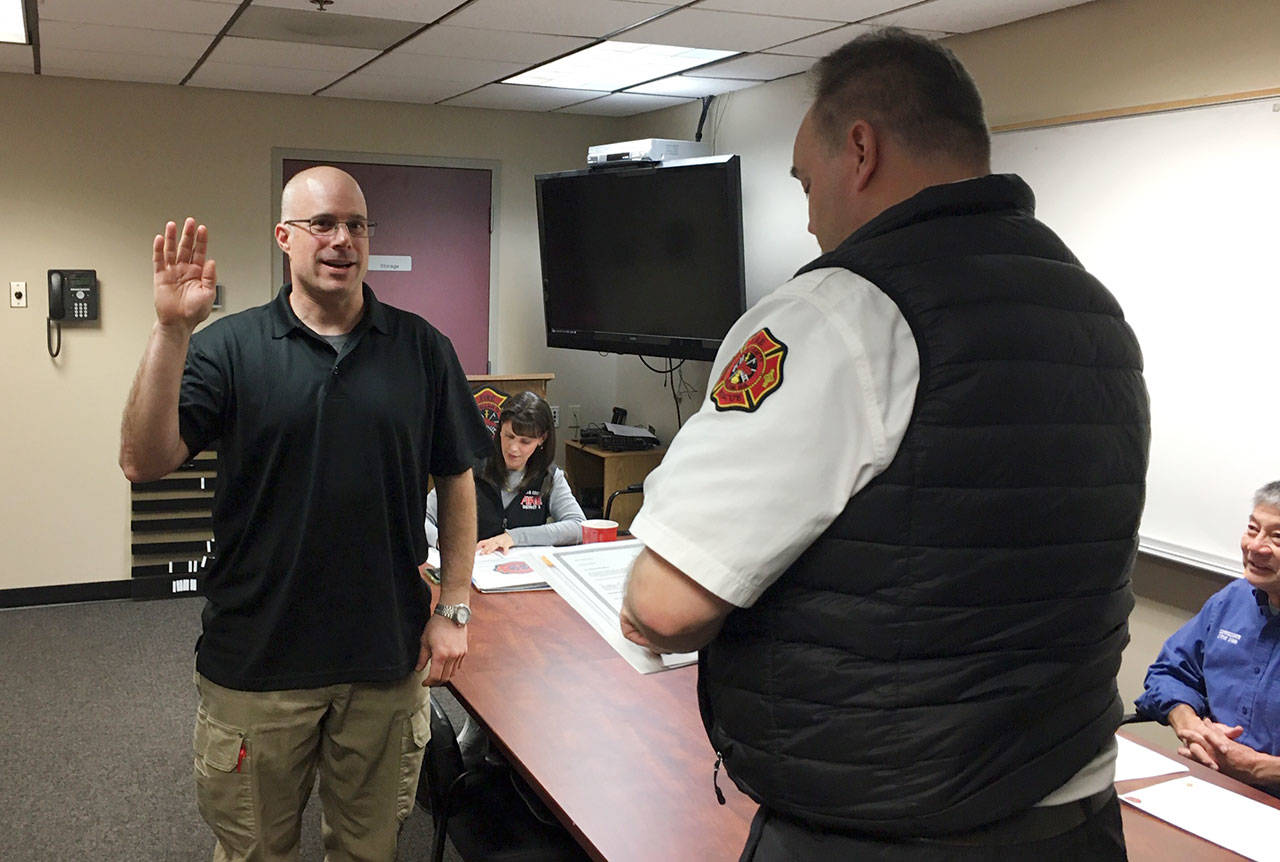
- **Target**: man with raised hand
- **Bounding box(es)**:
[121,166,490,860]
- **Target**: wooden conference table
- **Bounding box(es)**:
[448,588,1278,861]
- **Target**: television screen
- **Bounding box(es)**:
[536,155,746,361]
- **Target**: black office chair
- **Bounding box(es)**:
[417,694,589,862]
[604,482,645,536]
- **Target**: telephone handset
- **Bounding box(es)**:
[47,269,98,357]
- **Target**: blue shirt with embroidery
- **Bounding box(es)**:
[1136,578,1280,754]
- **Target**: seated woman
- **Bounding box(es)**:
[425,391,585,554]
[1134,479,1280,793]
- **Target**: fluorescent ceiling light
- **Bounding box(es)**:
[626,74,757,98]
[0,0,27,44]
[504,40,736,93]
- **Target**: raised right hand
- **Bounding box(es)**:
[153,218,216,330]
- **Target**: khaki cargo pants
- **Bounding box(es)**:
[193,668,431,862]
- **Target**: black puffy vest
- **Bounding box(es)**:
[699,174,1149,837]
[476,468,551,540]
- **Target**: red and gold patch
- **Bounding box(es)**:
[710,328,788,412]
[472,386,509,436]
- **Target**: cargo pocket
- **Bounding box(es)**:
[193,707,256,856]
[397,702,431,822]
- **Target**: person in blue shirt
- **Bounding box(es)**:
[1135,480,1280,791]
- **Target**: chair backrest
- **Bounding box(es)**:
[420,694,466,817]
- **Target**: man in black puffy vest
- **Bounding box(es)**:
[620,28,1149,861]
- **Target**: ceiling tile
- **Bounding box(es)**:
[0,43,33,73]
[684,51,812,80]
[38,20,212,58]
[694,0,906,22]
[228,5,422,49]
[248,0,461,24]
[321,72,472,103]
[36,0,236,34]
[205,36,379,71]
[626,74,758,97]
[557,91,691,116]
[866,0,1092,34]
[442,82,607,112]
[396,24,591,63]
[764,23,877,58]
[363,50,525,86]
[446,0,670,38]
[186,60,341,93]
[39,47,194,83]
[619,7,838,52]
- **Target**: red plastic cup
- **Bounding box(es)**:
[581,519,619,543]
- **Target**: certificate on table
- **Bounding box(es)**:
[547,540,697,674]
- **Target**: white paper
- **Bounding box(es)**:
[604,422,658,440]
[1120,775,1280,861]
[470,547,556,592]
[547,540,697,674]
[1113,734,1189,781]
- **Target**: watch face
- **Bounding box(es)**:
[455,605,471,625]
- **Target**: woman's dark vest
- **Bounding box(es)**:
[476,467,552,539]
[699,174,1149,837]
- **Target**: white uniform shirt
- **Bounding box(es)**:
[630,267,919,607]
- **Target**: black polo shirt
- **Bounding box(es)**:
[179,284,490,691]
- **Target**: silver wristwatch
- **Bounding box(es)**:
[433,602,472,626]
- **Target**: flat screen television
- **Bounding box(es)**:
[536,154,746,361]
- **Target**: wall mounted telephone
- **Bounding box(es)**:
[47,269,98,357]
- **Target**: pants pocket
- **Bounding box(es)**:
[193,707,256,857]
[396,701,432,822]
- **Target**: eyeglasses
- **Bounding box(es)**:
[282,217,376,238]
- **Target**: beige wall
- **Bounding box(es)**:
[617,0,1279,745]
[0,71,627,592]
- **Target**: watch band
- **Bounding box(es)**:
[433,602,472,625]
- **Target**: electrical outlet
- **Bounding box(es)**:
[551,405,560,428]
[568,404,581,427]
[10,281,27,308]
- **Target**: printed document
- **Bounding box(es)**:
[547,540,697,674]
[471,547,557,592]
[423,546,555,592]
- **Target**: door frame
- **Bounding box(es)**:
[271,147,502,373]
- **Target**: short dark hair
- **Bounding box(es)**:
[811,28,990,167]
[480,391,555,490]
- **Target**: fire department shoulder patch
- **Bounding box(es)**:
[710,328,788,412]
[472,386,509,436]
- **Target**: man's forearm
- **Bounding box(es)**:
[434,469,477,604]
[623,548,733,653]
[120,322,193,482]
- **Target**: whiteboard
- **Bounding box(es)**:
[991,98,1280,576]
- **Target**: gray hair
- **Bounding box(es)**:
[1254,481,1280,509]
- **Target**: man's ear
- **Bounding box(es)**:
[847,119,878,193]
[274,223,292,254]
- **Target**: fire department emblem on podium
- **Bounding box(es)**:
[710,328,788,412]
[472,386,509,435]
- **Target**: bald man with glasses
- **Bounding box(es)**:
[120,166,491,860]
